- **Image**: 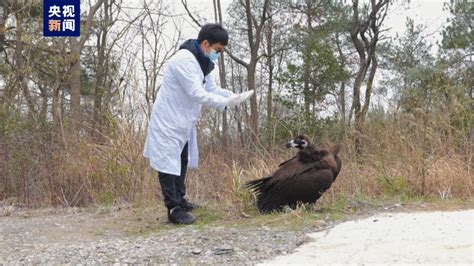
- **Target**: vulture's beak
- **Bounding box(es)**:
[286,140,296,148]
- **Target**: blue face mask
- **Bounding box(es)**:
[207,49,220,61]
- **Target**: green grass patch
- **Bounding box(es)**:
[98,193,474,238]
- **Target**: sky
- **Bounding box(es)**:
[172,0,451,46]
[384,0,450,46]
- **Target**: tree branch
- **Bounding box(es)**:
[79,0,105,49]
[224,47,249,68]
[181,0,202,27]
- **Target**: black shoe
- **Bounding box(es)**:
[168,207,196,224]
[179,199,200,212]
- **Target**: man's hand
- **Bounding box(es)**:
[226,90,254,107]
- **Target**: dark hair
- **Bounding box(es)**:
[197,23,229,46]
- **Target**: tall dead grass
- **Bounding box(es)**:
[1,111,472,209]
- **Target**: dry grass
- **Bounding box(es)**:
[1,112,472,212]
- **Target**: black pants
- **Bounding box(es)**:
[158,142,188,210]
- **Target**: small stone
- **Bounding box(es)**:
[214,246,234,255]
[192,248,202,255]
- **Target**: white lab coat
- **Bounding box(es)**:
[143,49,234,175]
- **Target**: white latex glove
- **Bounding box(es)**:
[226,90,254,107]
[240,90,254,102]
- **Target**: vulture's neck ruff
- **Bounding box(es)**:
[297,145,329,164]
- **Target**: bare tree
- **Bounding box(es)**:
[235,0,271,141]
[139,1,181,119]
[182,0,271,142]
[90,0,142,137]
[0,2,6,53]
[261,1,289,144]
[264,9,274,141]
[14,7,36,117]
[213,0,230,147]
[350,0,389,155]
[92,0,112,133]
[334,31,350,137]
[69,0,105,130]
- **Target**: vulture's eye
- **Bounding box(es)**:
[300,140,307,147]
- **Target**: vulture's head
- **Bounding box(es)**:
[286,135,311,150]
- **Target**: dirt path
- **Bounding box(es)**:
[262,210,474,264]
[0,206,312,264]
[1,205,472,264]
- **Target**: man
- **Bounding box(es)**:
[143,24,253,224]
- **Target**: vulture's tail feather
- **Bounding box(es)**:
[244,175,272,195]
[245,176,279,213]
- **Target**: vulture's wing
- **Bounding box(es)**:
[257,168,335,212]
[269,158,331,187]
[245,156,299,193]
[278,156,297,167]
[249,158,315,195]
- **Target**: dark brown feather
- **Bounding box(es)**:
[245,140,342,213]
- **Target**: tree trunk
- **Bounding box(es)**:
[243,0,270,142]
[39,85,48,122]
[340,81,346,135]
[15,13,36,117]
[303,0,314,127]
[352,56,367,155]
[69,0,105,132]
[335,32,347,136]
[214,0,229,147]
[266,34,274,144]
[69,36,81,130]
[361,54,377,122]
[51,81,61,125]
[93,0,109,139]
[0,3,7,53]
[350,0,389,156]
[230,58,245,146]
[244,0,258,141]
[247,64,258,138]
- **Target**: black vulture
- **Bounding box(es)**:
[245,135,342,213]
